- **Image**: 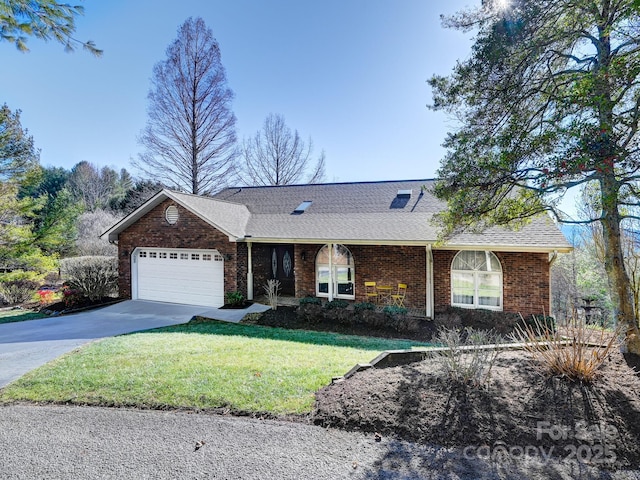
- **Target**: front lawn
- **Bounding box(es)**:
[0,309,47,325]
[0,320,430,414]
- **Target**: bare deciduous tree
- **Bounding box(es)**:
[75,210,122,256]
[135,17,237,195]
[68,161,120,212]
[239,113,325,186]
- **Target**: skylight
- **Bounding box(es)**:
[397,189,412,197]
[293,200,313,214]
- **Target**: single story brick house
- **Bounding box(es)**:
[102,179,571,317]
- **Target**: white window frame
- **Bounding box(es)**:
[450,250,503,311]
[315,244,355,300]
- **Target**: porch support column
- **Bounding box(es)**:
[548,250,558,318]
[426,244,434,318]
[328,243,334,301]
[247,242,254,300]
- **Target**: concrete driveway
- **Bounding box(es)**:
[0,300,270,388]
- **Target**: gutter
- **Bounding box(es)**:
[234,236,571,253]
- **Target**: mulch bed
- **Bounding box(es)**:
[248,305,640,469]
[313,349,640,469]
[40,297,121,314]
[219,301,254,310]
[246,305,437,341]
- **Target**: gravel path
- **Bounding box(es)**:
[1,404,640,479]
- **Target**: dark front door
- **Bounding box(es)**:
[269,245,295,295]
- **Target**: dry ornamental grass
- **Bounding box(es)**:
[513,315,622,383]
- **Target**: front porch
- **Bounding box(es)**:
[243,242,434,317]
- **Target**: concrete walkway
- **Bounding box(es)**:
[0,300,270,388]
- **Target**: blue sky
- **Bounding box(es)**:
[1,0,474,183]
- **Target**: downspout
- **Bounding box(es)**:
[328,243,334,301]
[548,250,558,318]
[247,242,254,301]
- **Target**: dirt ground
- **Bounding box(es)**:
[313,349,640,471]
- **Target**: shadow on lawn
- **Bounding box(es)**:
[137,318,431,352]
[0,311,47,325]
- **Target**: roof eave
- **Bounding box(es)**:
[101,189,170,241]
[236,236,572,253]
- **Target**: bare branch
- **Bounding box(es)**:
[136,17,237,195]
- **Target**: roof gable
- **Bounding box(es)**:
[102,189,250,241]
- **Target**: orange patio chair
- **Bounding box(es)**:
[391,283,407,307]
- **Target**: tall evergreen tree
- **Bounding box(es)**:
[428,0,640,353]
[0,0,101,54]
[0,104,38,181]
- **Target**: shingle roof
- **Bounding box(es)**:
[211,180,571,252]
[104,180,571,252]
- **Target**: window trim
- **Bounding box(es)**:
[450,250,503,311]
[315,244,355,300]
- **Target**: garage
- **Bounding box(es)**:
[132,247,224,307]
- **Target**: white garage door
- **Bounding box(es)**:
[133,248,224,307]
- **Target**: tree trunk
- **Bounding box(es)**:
[600,177,640,354]
[594,17,640,353]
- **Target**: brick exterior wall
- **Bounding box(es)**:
[117,202,550,317]
[117,199,240,299]
[433,250,550,317]
[293,244,427,308]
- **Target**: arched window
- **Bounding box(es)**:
[451,251,502,310]
[316,244,355,300]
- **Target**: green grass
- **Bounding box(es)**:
[0,320,430,414]
[0,309,47,324]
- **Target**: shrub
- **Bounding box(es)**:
[435,326,503,388]
[513,314,621,383]
[324,299,349,310]
[62,285,82,308]
[263,279,281,310]
[37,288,58,305]
[297,299,324,324]
[299,296,321,306]
[354,302,376,313]
[60,256,118,301]
[225,291,245,306]
[0,278,39,304]
[383,305,408,316]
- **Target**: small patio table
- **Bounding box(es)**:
[376,285,393,305]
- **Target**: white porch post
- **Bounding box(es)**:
[426,245,434,318]
[328,243,334,301]
[247,242,254,300]
[548,250,558,318]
